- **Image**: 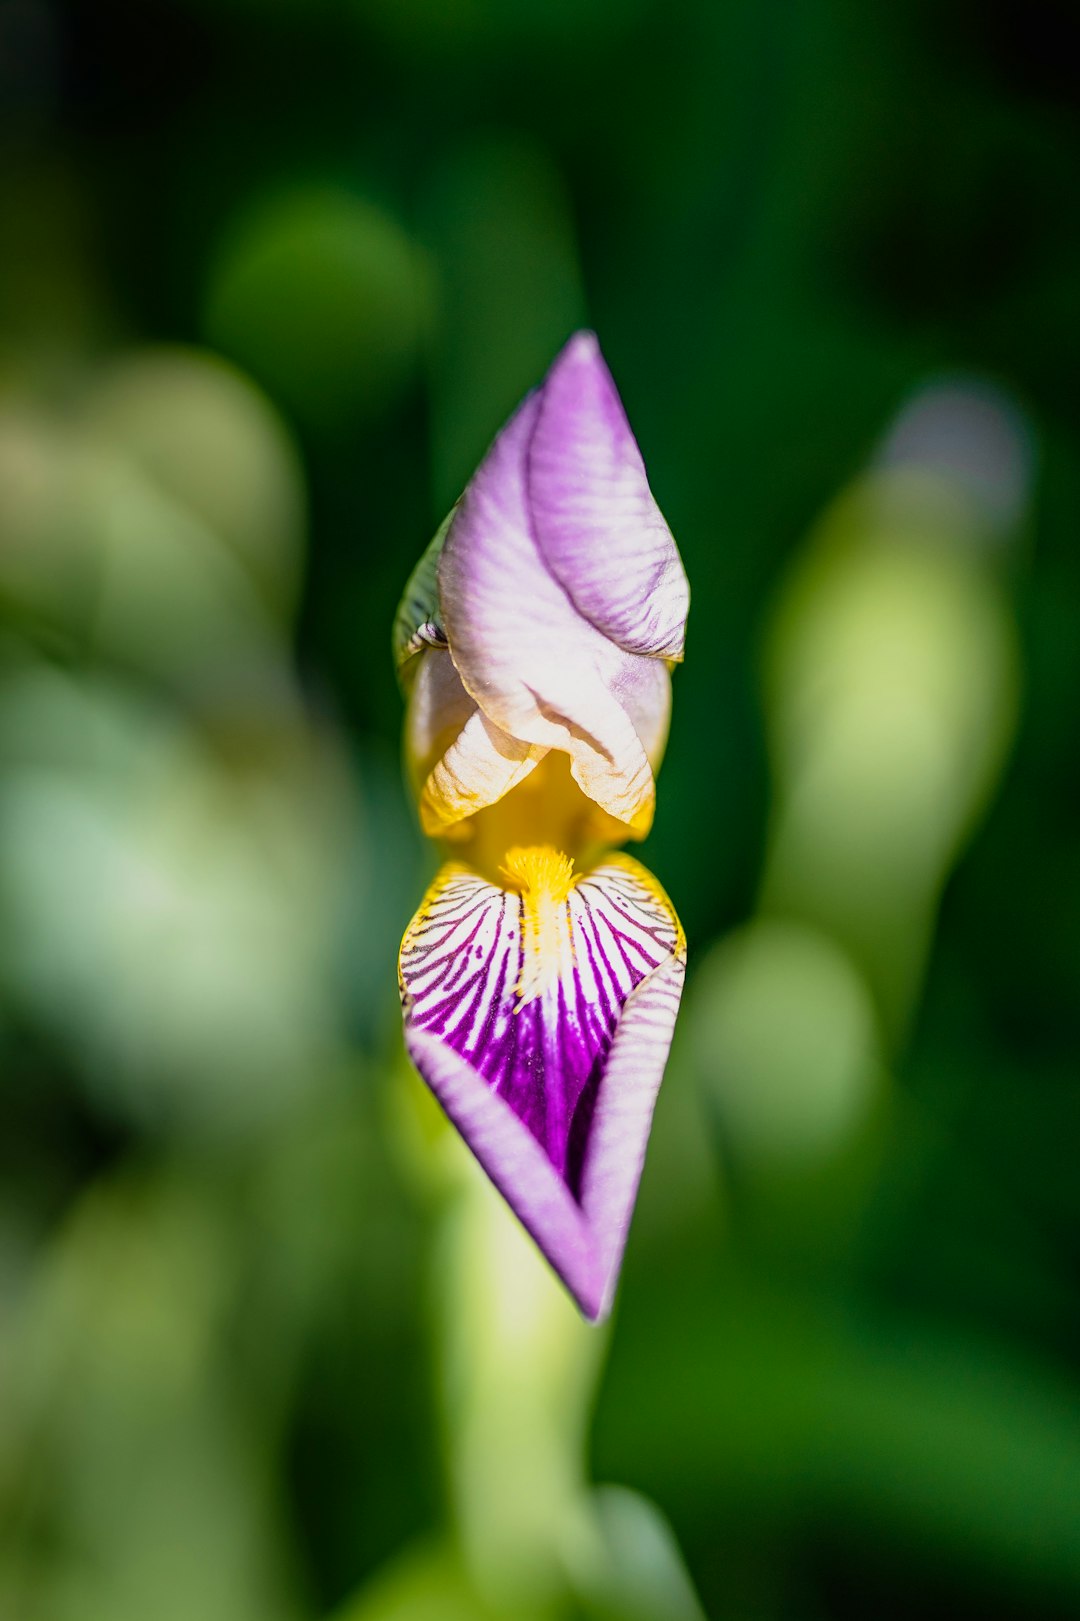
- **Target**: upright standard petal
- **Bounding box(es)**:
[438,389,658,834]
[399,850,685,1319]
[528,332,689,662]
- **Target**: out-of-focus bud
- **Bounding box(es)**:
[689,918,884,1172]
[760,377,1032,1035]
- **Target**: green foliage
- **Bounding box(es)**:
[1,2,1078,1618]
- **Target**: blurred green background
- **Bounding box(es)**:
[1,1,1079,1617]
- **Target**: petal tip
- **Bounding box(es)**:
[577,1271,613,1323]
[556,328,601,364]
[544,329,615,401]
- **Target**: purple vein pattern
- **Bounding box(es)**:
[399,854,681,1197]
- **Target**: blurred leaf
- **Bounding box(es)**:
[598,1282,1080,1603]
[561,1486,707,1621]
[0,1172,302,1621]
[420,136,585,508]
[331,1538,494,1621]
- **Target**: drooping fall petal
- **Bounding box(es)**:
[398,850,685,1319]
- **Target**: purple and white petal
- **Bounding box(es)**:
[398,852,685,1318]
[608,651,673,774]
[438,387,658,832]
[572,948,685,1319]
[527,332,689,662]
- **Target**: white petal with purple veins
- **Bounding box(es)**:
[398,851,685,1318]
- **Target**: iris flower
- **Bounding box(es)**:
[395,333,688,1320]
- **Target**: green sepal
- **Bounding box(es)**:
[392,506,454,686]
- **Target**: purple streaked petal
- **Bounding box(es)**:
[608,650,673,774]
[570,948,685,1319]
[399,853,685,1318]
[528,332,689,662]
[405,1023,601,1309]
[439,386,657,831]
